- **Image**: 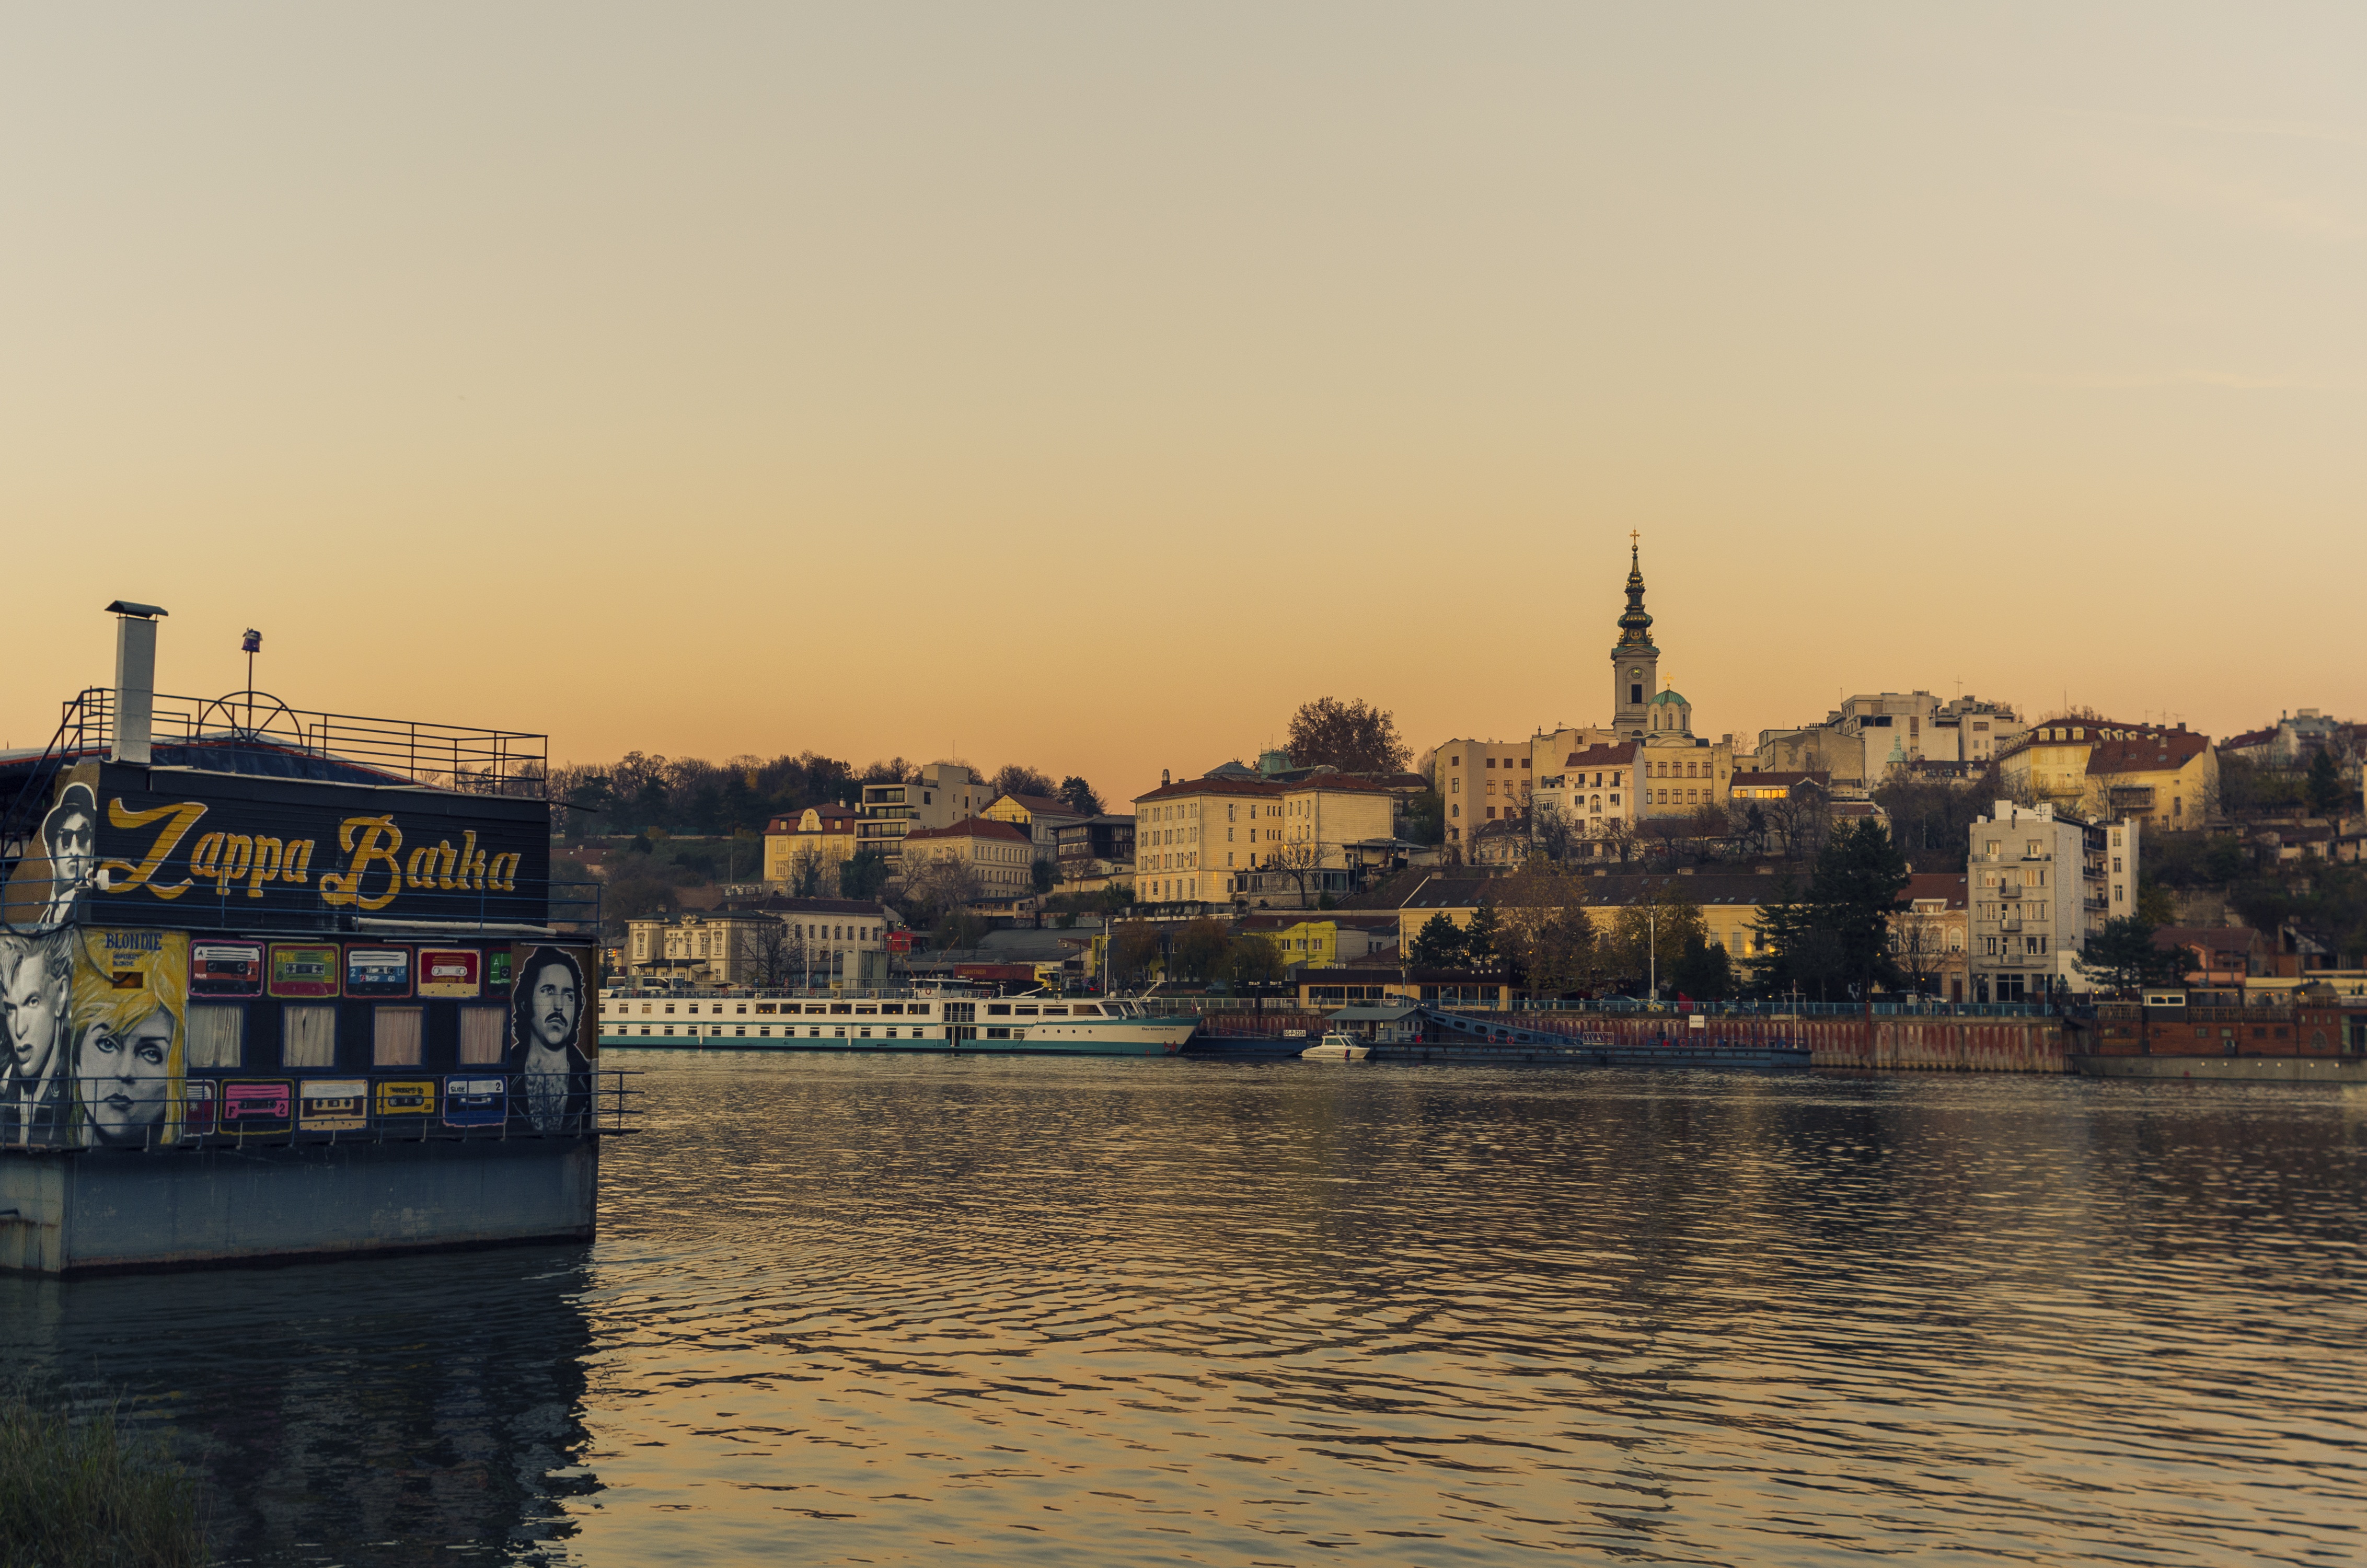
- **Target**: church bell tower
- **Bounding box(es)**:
[1611,534,1659,738]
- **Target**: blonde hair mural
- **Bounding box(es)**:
[69,928,189,1149]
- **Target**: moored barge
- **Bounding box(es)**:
[0,604,630,1275]
[599,986,1195,1056]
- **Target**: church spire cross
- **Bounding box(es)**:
[1615,534,1655,651]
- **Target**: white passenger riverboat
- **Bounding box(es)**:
[598,987,1197,1057]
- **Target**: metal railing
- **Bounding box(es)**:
[0,1070,638,1152]
[2,687,549,852]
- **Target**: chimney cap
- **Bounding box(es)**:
[105,600,168,619]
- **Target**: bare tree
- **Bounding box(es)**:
[787,845,830,898]
[1688,801,1732,861]
[1532,801,1577,864]
[1597,816,1637,866]
[1768,786,1830,863]
[733,917,805,988]
[1262,839,1326,908]
[904,855,983,927]
[1643,814,1690,872]
[1889,905,1949,997]
[992,764,1057,800]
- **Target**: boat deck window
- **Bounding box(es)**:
[986,1005,1012,1017]
[1040,1006,1067,1016]
[856,1005,878,1015]
[755,1004,776,1014]
[1014,1006,1039,1017]
[880,1003,904,1015]
[830,1004,852,1016]
[907,1004,932,1016]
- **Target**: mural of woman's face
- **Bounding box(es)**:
[6,955,63,1079]
[77,1009,172,1143]
[526,961,580,1052]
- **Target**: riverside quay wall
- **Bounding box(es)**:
[1527,1012,2076,1074]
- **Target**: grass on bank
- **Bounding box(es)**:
[0,1387,207,1568]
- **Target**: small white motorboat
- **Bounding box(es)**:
[1299,1032,1371,1062]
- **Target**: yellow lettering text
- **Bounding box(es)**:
[99,798,206,900]
[282,840,315,885]
[319,816,405,910]
[247,837,284,898]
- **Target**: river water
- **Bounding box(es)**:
[5,1052,2362,1566]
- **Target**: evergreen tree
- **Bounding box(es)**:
[2307,748,2348,817]
[2075,915,2181,992]
[1668,933,1733,1000]
[1409,913,1467,969]
[1806,818,1912,997]
[1463,901,1504,970]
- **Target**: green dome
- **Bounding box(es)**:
[1649,688,1689,705]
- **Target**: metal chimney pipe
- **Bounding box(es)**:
[105,600,168,765]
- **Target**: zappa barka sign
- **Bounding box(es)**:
[4,762,550,928]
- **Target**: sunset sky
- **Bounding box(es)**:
[6,5,2361,800]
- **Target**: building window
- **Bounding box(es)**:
[374,1006,425,1067]
[282,1005,337,1069]
[459,1006,505,1065]
[187,1005,244,1069]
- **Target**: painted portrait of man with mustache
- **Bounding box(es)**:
[509,945,588,1132]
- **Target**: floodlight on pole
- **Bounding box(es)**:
[240,629,262,730]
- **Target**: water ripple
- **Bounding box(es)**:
[5,1053,2363,1565]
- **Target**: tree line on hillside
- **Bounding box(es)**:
[548,754,1107,840]
[1391,820,1926,1002]
[549,695,1416,845]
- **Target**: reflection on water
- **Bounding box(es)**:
[2,1248,596,1564]
[5,1053,2364,1565]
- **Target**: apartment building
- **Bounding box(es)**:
[1054,814,1136,891]
[1993,720,2214,829]
[764,803,858,888]
[1532,740,1641,855]
[982,792,1084,868]
[1756,692,2023,786]
[1966,802,2139,1001]
[898,817,1038,901]
[1133,770,1407,906]
[1434,737,1534,851]
[625,900,895,987]
[856,762,991,866]
[1892,872,1971,1003]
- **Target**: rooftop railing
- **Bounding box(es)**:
[3,686,549,851]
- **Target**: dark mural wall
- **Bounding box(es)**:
[4,760,550,930]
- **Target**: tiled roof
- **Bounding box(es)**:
[2085,731,2209,775]
[997,792,1085,820]
[1564,741,1639,767]
[767,805,858,833]
[1134,776,1286,803]
[2221,728,2277,751]
[1898,872,1969,912]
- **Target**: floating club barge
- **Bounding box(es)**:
[0,606,628,1276]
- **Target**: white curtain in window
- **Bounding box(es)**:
[186,1005,244,1069]
[374,1006,424,1067]
[283,1005,337,1068]
[458,1005,505,1065]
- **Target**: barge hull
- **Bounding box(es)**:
[0,1138,597,1277]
